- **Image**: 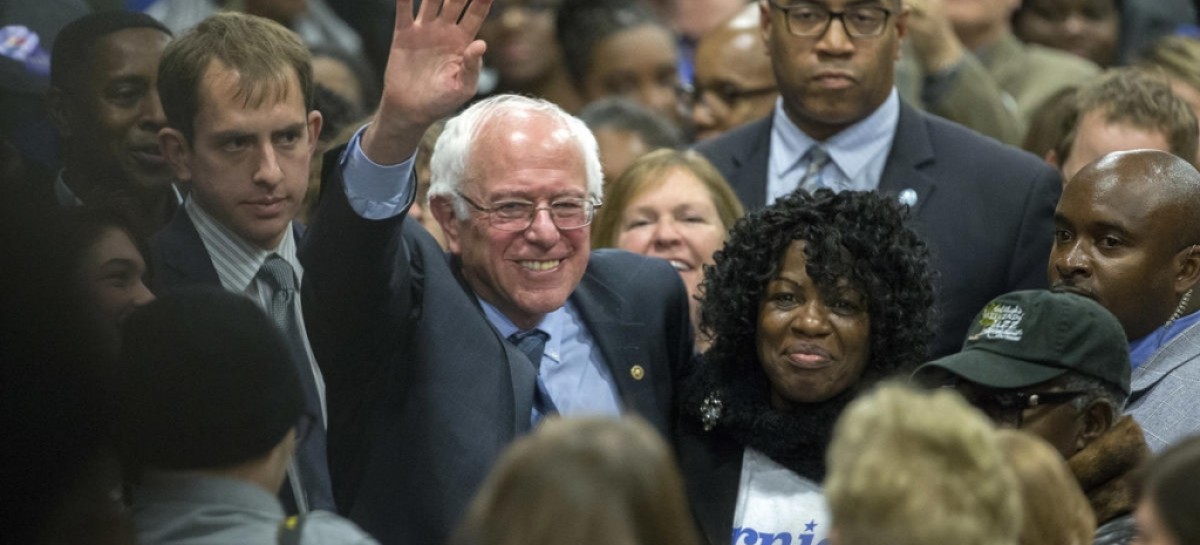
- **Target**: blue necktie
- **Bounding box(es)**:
[508,329,558,423]
[259,256,336,513]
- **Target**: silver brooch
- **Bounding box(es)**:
[700,392,723,431]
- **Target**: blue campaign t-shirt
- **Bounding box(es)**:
[730,448,830,545]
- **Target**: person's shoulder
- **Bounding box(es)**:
[588,249,675,278]
[1022,42,1102,79]
[693,116,772,160]
[586,250,685,296]
[915,108,1053,170]
[300,511,381,545]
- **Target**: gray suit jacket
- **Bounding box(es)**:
[695,102,1062,357]
[1129,320,1200,452]
[300,155,693,545]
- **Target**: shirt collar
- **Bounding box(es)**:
[769,88,900,184]
[185,196,301,293]
[478,297,568,365]
[1129,308,1200,369]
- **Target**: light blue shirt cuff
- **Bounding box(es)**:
[339,124,417,220]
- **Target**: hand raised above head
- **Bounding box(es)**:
[364,0,493,165]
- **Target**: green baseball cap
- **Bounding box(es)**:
[913,290,1131,395]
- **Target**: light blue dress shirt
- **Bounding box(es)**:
[478,299,621,423]
[766,88,900,204]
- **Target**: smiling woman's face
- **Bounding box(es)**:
[756,241,871,409]
[616,168,726,311]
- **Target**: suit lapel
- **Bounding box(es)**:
[878,103,937,218]
[730,118,773,209]
[680,432,744,545]
[448,254,535,435]
[570,269,651,413]
[1131,321,1200,395]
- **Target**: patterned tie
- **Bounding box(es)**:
[258,256,336,513]
[797,146,831,193]
[508,329,559,422]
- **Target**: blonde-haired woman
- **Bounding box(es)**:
[591,149,743,351]
[997,430,1096,545]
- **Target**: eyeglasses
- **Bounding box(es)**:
[951,387,1089,428]
[295,412,318,444]
[456,191,601,231]
[690,83,778,111]
[767,1,894,38]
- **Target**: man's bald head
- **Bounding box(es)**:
[1082,150,1200,247]
[1050,150,1200,339]
[690,3,776,141]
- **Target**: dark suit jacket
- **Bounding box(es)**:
[149,208,304,292]
[695,103,1061,357]
[299,165,693,545]
[675,423,744,545]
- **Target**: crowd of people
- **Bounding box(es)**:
[2,0,1200,544]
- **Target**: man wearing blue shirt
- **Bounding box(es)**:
[299,1,692,544]
[695,0,1062,357]
[1050,149,1200,453]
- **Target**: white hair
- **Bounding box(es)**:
[427,94,604,218]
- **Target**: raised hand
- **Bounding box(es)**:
[363,0,492,165]
[904,0,964,74]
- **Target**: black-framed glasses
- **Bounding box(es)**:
[767,0,894,38]
[951,386,1089,428]
[456,191,601,231]
[691,83,778,111]
[295,412,318,444]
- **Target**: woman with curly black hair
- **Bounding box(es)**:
[675,189,936,545]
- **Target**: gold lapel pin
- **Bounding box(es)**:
[630,365,645,380]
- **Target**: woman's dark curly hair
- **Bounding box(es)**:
[699,189,936,388]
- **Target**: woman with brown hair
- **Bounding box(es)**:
[591,149,742,352]
[451,417,701,545]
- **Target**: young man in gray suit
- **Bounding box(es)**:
[1050,149,1200,453]
[694,0,1062,357]
[300,1,692,544]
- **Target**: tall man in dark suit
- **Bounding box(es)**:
[149,12,335,515]
[299,1,693,543]
[695,0,1062,357]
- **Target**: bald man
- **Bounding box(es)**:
[689,4,775,142]
[1050,150,1200,452]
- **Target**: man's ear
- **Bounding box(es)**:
[1076,398,1114,452]
[45,87,71,138]
[159,127,193,183]
[306,110,325,156]
[429,194,462,254]
[1173,244,1200,297]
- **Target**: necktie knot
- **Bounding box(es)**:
[259,256,297,292]
[508,329,549,372]
[798,146,831,193]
